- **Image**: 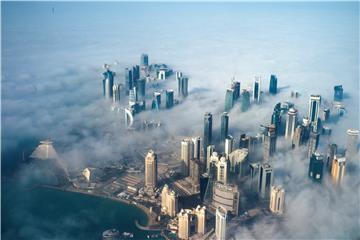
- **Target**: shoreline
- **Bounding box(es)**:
[39,184,160,231]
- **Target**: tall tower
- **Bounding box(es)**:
[151,91,161,110]
[331,157,346,186]
[231,80,241,100]
[346,129,359,161]
[308,95,321,124]
[103,69,115,98]
[307,131,320,158]
[253,76,261,103]
[215,206,227,240]
[124,68,133,95]
[269,185,285,215]
[269,74,277,95]
[178,209,190,240]
[140,53,149,67]
[165,89,174,109]
[285,108,298,140]
[136,78,146,100]
[192,137,201,160]
[220,112,229,144]
[145,150,157,193]
[258,163,273,199]
[112,84,121,103]
[308,152,324,182]
[203,112,213,154]
[181,139,193,176]
[333,85,343,102]
[178,77,189,98]
[224,135,234,156]
[241,89,251,112]
[216,157,228,185]
[225,89,235,112]
[263,125,277,162]
[194,205,206,235]
[176,71,183,96]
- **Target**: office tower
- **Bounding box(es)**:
[225,88,235,112]
[307,131,320,157]
[161,185,178,217]
[215,206,227,240]
[322,108,330,122]
[331,157,346,185]
[292,125,303,149]
[145,150,157,193]
[253,76,261,103]
[250,162,260,190]
[178,209,190,240]
[102,69,115,98]
[124,108,134,128]
[151,92,161,110]
[228,148,249,178]
[128,87,137,106]
[241,89,251,112]
[132,65,140,83]
[140,53,149,67]
[231,81,241,100]
[224,135,234,156]
[263,125,277,162]
[258,163,273,199]
[190,159,201,192]
[176,71,183,81]
[192,137,201,160]
[326,143,337,171]
[239,134,249,149]
[194,206,206,235]
[301,117,311,144]
[203,112,213,152]
[181,139,193,176]
[308,95,321,124]
[125,68,133,95]
[112,84,121,103]
[178,77,189,98]
[158,68,166,80]
[269,74,278,95]
[165,89,174,109]
[136,78,146,100]
[216,157,228,184]
[308,152,324,182]
[269,186,285,215]
[271,103,282,134]
[206,145,215,172]
[346,129,359,161]
[213,183,239,215]
[285,108,298,140]
[220,112,229,144]
[333,85,343,102]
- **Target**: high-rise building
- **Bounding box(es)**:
[231,81,241,100]
[192,137,201,161]
[308,152,324,182]
[132,65,140,84]
[125,68,133,95]
[145,150,157,193]
[269,185,285,215]
[333,85,343,102]
[220,112,229,144]
[263,125,277,162]
[269,74,278,95]
[271,104,282,134]
[103,69,115,98]
[224,135,234,157]
[215,206,227,240]
[206,145,215,172]
[165,89,174,109]
[181,139,193,176]
[285,108,298,140]
[194,205,206,235]
[140,53,149,67]
[241,89,251,112]
[151,91,161,110]
[250,162,260,190]
[136,78,146,100]
[189,159,201,192]
[253,76,261,103]
[321,108,330,122]
[258,163,273,199]
[178,77,189,98]
[178,209,190,240]
[307,131,320,158]
[331,157,346,186]
[292,125,303,149]
[346,129,359,161]
[228,148,249,178]
[216,157,228,184]
[308,95,321,124]
[161,185,178,217]
[112,84,121,103]
[327,143,337,171]
[225,89,235,112]
[203,112,213,153]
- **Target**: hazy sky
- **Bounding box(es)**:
[2,2,359,239]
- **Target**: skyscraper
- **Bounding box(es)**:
[231,81,241,100]
[258,163,273,199]
[331,157,346,186]
[269,185,285,215]
[308,152,324,182]
[136,78,146,100]
[241,89,251,112]
[327,143,337,171]
[220,112,229,144]
[224,135,234,157]
[112,84,121,103]
[308,95,321,124]
[178,209,190,240]
[151,92,161,110]
[307,131,320,158]
[102,69,115,98]
[346,129,359,161]
[194,205,206,235]
[161,185,178,217]
[263,125,277,162]
[215,206,227,240]
[140,53,149,67]
[253,76,261,103]
[124,68,133,95]
[292,125,303,149]
[190,159,201,192]
[271,105,282,135]
[203,112,213,154]
[145,150,157,193]
[285,108,298,140]
[165,89,174,109]
[181,139,193,176]
[216,157,228,184]
[192,137,201,160]
[225,88,235,112]
[333,85,343,102]
[269,74,278,95]
[178,77,189,98]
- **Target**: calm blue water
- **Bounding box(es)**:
[2,180,156,240]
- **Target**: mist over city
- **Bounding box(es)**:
[2,2,359,240]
